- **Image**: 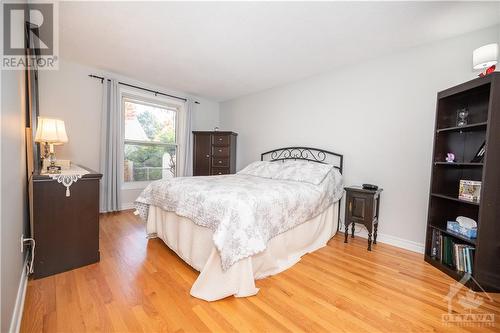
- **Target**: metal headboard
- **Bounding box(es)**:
[260,147,343,174]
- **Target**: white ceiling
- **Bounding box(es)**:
[60,1,500,101]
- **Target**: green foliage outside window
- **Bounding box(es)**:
[123,99,177,182]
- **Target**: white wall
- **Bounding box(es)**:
[1,39,28,333]
[220,26,500,251]
[38,59,220,208]
[38,61,102,171]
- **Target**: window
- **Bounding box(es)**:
[123,97,177,185]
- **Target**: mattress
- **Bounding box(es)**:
[146,203,338,301]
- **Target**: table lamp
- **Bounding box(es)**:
[34,117,68,173]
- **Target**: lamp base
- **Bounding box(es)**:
[478,64,496,77]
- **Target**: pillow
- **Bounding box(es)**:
[272,160,333,185]
[237,161,282,178]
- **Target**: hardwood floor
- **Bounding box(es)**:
[21,210,500,332]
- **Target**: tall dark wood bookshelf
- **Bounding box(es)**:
[425,73,500,292]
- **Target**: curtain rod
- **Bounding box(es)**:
[88,74,200,104]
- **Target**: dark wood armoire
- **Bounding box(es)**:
[192,131,237,176]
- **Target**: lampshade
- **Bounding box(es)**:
[34,117,68,144]
[473,43,498,70]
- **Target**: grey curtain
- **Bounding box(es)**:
[99,79,122,212]
[179,99,194,177]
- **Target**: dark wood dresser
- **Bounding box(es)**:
[30,165,102,279]
[193,131,237,176]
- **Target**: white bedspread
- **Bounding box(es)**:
[136,170,343,271]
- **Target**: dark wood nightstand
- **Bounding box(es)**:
[344,186,383,251]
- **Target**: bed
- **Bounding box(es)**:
[135,147,344,301]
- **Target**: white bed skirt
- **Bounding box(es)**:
[146,202,339,301]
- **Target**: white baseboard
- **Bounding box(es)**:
[340,228,424,254]
[9,257,28,333]
[121,202,135,211]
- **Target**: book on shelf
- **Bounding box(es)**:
[430,229,440,258]
[470,141,486,163]
[430,230,475,274]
